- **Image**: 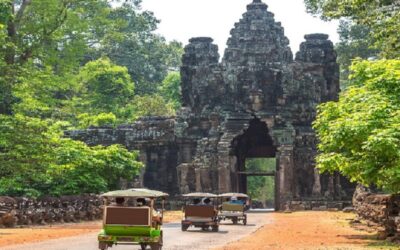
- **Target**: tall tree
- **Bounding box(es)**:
[96,2,184,94]
[313,59,400,193]
[158,71,182,110]
[0,0,113,114]
[335,20,379,88]
[304,0,400,58]
[74,57,134,116]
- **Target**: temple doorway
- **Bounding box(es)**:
[245,158,276,209]
[231,118,279,210]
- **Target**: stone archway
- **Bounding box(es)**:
[230,118,279,209]
[69,0,355,211]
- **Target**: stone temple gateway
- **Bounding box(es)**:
[68,0,354,210]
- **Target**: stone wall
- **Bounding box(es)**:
[353,186,400,238]
[287,199,352,211]
[66,116,180,195]
[0,195,102,227]
[0,195,184,228]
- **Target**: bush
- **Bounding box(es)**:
[0,114,143,197]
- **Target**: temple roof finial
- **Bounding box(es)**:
[247,0,267,10]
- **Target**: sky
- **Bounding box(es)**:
[141,0,339,55]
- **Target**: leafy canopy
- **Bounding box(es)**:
[0,0,183,115]
[0,0,183,197]
[158,71,182,110]
[304,0,400,58]
[0,114,143,197]
[73,57,134,118]
[335,20,379,89]
[313,59,400,193]
[92,2,183,95]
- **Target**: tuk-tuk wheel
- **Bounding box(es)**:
[243,215,247,225]
[232,217,238,225]
[181,224,189,231]
[98,242,108,250]
[150,243,162,250]
[212,225,219,232]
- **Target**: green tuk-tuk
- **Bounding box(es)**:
[181,192,219,232]
[218,193,249,225]
[98,188,168,250]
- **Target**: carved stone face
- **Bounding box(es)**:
[249,89,263,112]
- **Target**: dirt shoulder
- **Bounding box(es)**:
[214,211,399,250]
[0,211,182,248]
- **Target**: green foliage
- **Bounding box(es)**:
[128,95,175,120]
[336,20,379,88]
[0,0,114,114]
[0,0,183,115]
[77,113,117,128]
[95,2,184,94]
[158,71,182,110]
[0,114,143,197]
[304,0,400,58]
[314,59,400,193]
[12,65,76,119]
[0,114,57,197]
[74,58,134,117]
[0,0,182,198]
[246,158,276,205]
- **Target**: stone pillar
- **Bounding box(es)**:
[195,167,202,192]
[195,166,214,192]
[177,163,196,194]
[312,168,322,196]
[277,145,294,209]
[218,166,231,193]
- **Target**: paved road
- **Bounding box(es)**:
[1,213,272,250]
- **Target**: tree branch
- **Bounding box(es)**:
[18,2,69,64]
[15,0,32,26]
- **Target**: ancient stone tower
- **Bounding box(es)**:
[68,0,354,210]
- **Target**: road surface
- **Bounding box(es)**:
[1,212,272,250]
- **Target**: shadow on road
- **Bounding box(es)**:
[185,229,229,234]
[163,223,181,228]
[219,223,256,227]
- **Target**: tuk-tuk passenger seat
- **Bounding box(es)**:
[184,205,216,222]
[105,206,151,226]
[221,203,244,212]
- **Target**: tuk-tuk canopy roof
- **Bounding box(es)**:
[101,188,169,198]
[182,192,218,198]
[218,193,249,198]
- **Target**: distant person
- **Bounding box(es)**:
[136,198,146,207]
[230,196,244,205]
[112,197,125,206]
[192,198,201,205]
[137,197,161,224]
[201,197,212,205]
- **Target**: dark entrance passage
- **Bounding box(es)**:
[231,118,279,209]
